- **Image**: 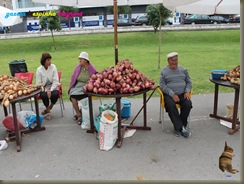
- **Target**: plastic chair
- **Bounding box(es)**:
[158,87,192,130]
[36,71,65,117]
[14,72,34,111]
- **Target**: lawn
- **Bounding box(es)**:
[0,29,240,101]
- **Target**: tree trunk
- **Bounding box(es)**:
[51,30,56,49]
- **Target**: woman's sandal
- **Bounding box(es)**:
[44,113,51,120]
[73,115,78,120]
[42,109,48,115]
[76,115,82,125]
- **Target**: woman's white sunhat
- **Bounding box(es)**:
[78,52,89,62]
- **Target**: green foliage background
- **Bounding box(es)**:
[0,29,240,100]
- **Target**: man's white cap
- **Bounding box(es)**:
[78,51,90,62]
[167,52,178,58]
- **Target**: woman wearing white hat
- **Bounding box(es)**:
[68,51,98,124]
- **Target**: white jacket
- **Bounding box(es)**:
[36,64,60,91]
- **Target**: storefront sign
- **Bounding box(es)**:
[5,12,26,19]
[32,10,56,18]
[57,11,83,19]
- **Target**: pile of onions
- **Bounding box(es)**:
[0,74,43,107]
[83,59,156,95]
[221,65,240,85]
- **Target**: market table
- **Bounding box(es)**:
[2,88,45,152]
[209,78,240,135]
[85,88,157,148]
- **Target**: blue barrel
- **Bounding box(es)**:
[121,99,131,118]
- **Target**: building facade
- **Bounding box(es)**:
[0,0,12,9]
[7,1,178,33]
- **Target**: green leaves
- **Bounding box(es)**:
[146,3,171,33]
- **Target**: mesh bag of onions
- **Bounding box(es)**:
[83,59,156,94]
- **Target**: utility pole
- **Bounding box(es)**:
[113,0,118,65]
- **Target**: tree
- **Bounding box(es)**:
[58,6,79,30]
[39,15,61,47]
[146,4,172,69]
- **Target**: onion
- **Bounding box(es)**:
[13,85,18,91]
[108,88,114,93]
[134,86,140,92]
[145,81,150,88]
[23,89,27,95]
[110,81,116,89]
[4,99,10,107]
[126,78,131,84]
[87,82,94,91]
[136,74,140,80]
[91,74,97,80]
[18,90,23,96]
[93,81,100,88]
[93,87,98,93]
[116,75,122,82]
[108,74,112,80]
[103,79,110,86]
[115,84,121,89]
[9,84,14,89]
[113,71,118,78]
[27,88,32,94]
[129,88,134,93]
[9,95,14,100]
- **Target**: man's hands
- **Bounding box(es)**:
[173,92,191,102]
[172,94,180,102]
[184,92,191,100]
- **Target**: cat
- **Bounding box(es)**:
[219,141,239,174]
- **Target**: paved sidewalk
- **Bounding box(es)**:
[0,93,241,181]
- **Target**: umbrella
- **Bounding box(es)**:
[168,0,240,15]
[32,0,201,64]
[32,0,201,7]
[0,6,23,27]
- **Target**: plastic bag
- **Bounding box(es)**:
[0,140,8,151]
[2,115,22,132]
[94,103,116,138]
[99,110,118,151]
[26,114,44,129]
[17,111,35,128]
[99,103,116,114]
[94,116,101,139]
[78,98,90,130]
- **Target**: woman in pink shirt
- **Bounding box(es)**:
[68,51,97,124]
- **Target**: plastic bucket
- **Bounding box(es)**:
[8,59,28,76]
[121,99,131,118]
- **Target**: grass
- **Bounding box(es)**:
[0,29,240,101]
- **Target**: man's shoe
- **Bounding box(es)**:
[175,130,181,137]
[181,127,191,138]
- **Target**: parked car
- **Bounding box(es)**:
[165,18,173,25]
[134,15,148,26]
[229,14,240,23]
[210,15,229,24]
[134,15,173,26]
[114,18,134,27]
[182,14,214,25]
